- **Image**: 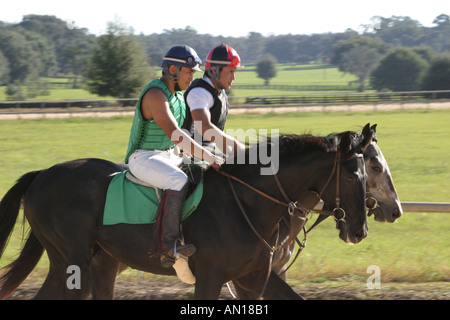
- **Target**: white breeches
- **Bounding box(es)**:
[128,148,188,191]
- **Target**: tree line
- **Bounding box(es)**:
[0,14,449,100]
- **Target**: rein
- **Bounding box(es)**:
[217,148,360,299]
[218,148,348,225]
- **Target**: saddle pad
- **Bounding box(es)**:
[103,170,203,225]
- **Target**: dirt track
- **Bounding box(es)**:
[7,277,449,300]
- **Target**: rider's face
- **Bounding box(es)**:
[176,66,196,90]
[218,66,237,90]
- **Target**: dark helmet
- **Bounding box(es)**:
[204,43,243,89]
[161,45,202,88]
[161,45,202,72]
[205,43,244,69]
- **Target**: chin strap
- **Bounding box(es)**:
[206,67,225,90]
[163,66,181,91]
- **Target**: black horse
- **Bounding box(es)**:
[85,124,400,300]
[231,124,404,299]
[0,126,372,299]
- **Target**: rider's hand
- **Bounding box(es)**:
[206,154,224,171]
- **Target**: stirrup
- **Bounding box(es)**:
[160,252,177,268]
[160,243,196,268]
[174,243,196,257]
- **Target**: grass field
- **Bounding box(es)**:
[0,64,360,101]
[230,64,361,96]
[0,109,449,286]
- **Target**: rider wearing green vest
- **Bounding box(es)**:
[125,78,185,162]
[125,45,224,268]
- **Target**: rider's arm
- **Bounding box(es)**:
[141,88,222,169]
[190,108,245,156]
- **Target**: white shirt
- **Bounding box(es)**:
[185,77,215,111]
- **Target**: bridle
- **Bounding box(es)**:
[363,140,381,217]
[219,148,355,225]
[217,148,363,299]
[366,195,379,217]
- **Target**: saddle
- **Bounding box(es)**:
[125,162,206,199]
[103,163,206,226]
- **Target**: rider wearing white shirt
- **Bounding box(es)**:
[183,44,246,157]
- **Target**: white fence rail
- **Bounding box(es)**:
[313,202,450,213]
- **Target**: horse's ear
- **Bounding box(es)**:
[359,123,374,152]
[370,124,377,142]
[339,131,352,154]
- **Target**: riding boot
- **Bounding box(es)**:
[156,183,196,268]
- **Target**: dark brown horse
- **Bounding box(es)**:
[231,124,403,299]
[0,126,372,299]
[88,124,402,300]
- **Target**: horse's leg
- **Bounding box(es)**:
[235,270,304,300]
[90,251,122,300]
[231,280,259,300]
[31,227,94,299]
[193,269,225,300]
[35,252,91,300]
[261,271,304,300]
[35,264,67,299]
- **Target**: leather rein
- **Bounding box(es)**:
[217,148,362,299]
[218,149,351,238]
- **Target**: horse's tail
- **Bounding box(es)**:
[0,230,44,299]
[0,170,44,300]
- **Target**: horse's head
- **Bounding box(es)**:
[320,124,372,244]
[364,124,403,223]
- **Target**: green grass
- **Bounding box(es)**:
[230,64,361,97]
[237,64,356,86]
[0,109,449,283]
[0,64,360,101]
[226,109,450,202]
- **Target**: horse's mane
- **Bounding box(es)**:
[214,133,340,175]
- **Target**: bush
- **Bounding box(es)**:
[422,53,450,92]
[371,47,429,91]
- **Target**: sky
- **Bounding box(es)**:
[1,0,448,37]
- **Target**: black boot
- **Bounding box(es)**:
[156,184,196,268]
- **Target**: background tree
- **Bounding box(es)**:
[371,47,429,91]
[1,13,450,98]
[338,45,383,92]
[246,32,265,61]
[17,14,93,75]
[256,54,277,85]
[374,16,425,47]
[332,35,387,65]
[332,36,386,91]
[422,53,450,94]
[0,29,37,83]
[86,22,154,98]
[0,51,10,85]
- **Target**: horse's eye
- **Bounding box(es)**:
[372,166,382,173]
[346,176,355,183]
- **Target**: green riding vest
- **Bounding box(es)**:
[124,79,186,163]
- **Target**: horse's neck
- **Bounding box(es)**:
[232,165,312,239]
[215,153,331,242]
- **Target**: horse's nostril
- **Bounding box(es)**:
[356,230,363,237]
[392,210,400,218]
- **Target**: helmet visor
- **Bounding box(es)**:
[162,56,202,71]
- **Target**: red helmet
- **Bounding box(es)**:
[205,43,244,69]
